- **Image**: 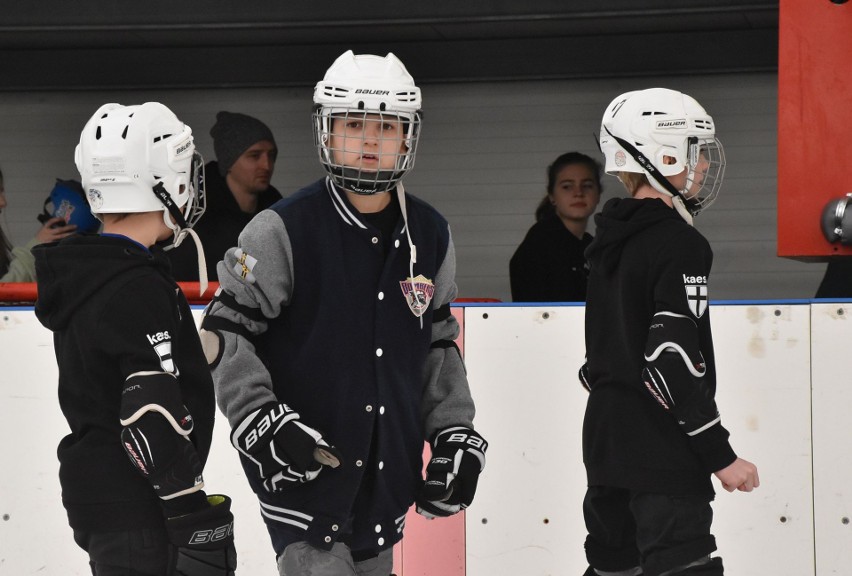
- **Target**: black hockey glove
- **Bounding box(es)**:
[231,402,343,491]
[416,426,488,519]
[165,494,237,576]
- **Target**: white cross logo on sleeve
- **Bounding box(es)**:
[685,284,708,318]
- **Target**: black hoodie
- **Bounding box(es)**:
[509,213,593,302]
[582,197,736,496]
[33,235,215,531]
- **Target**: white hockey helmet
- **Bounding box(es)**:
[312,50,422,195]
[75,102,206,245]
[599,88,725,220]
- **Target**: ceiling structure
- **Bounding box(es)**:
[0,1,779,91]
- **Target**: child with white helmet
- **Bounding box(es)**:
[33,102,236,575]
[201,51,487,576]
[580,88,759,576]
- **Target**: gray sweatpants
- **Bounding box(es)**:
[277,541,394,576]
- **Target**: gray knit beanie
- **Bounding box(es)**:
[210,111,277,176]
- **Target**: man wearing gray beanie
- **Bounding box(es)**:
[168,110,282,281]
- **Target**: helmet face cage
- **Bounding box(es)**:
[312,51,423,195]
[181,150,206,230]
[313,108,421,195]
[683,136,725,216]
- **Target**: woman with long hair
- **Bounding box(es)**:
[510,151,603,302]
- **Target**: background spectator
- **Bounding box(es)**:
[167,111,282,281]
[0,169,79,282]
[509,152,603,302]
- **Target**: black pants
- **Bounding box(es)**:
[73,528,170,576]
[583,486,722,576]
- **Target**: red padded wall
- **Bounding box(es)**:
[778,0,852,257]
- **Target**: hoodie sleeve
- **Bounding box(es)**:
[651,227,737,473]
[420,227,477,440]
[98,277,184,383]
[201,210,293,428]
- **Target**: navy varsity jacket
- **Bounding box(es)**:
[205,177,476,554]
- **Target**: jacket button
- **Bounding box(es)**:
[365,405,373,412]
[378,537,385,546]
[376,348,383,357]
[356,459,364,467]
[379,406,385,414]
[378,291,384,300]
[375,524,382,533]
[325,536,332,543]
[371,237,379,244]
[332,524,339,532]
[378,461,384,470]
[394,239,400,248]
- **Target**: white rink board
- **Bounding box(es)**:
[0,302,831,575]
[0,308,277,575]
[462,303,814,575]
[462,305,590,574]
[709,305,813,575]
[811,303,852,575]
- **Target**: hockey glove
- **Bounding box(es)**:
[416,426,488,519]
[165,494,237,576]
[231,402,343,490]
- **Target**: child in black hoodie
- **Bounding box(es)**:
[580,88,759,576]
[34,102,236,576]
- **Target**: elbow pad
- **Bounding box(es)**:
[120,373,204,500]
[642,312,720,436]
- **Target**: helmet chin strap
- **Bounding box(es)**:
[152,182,208,297]
[604,127,694,226]
[670,196,694,226]
[336,167,400,196]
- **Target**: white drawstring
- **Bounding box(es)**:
[172,227,208,297]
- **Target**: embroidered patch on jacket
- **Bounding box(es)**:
[400,274,435,318]
[232,248,258,284]
[683,274,709,318]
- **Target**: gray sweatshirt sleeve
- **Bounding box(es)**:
[202,210,294,428]
[420,226,477,440]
